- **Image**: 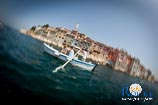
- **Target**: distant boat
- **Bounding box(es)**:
[43,43,97,71]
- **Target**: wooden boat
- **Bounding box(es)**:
[43,43,96,71]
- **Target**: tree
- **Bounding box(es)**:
[42,24,49,28]
[30,26,36,32]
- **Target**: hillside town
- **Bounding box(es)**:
[20,24,156,83]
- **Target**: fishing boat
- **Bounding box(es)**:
[43,43,96,71]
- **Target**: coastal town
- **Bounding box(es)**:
[20,24,156,83]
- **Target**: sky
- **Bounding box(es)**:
[0,0,158,79]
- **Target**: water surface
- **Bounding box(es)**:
[0,25,157,105]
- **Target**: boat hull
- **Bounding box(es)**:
[43,43,96,71]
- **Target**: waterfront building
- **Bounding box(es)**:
[60,27,71,34]
[101,47,110,65]
[130,58,142,77]
[34,28,48,36]
[148,75,155,83]
[144,69,149,80]
[64,34,74,46]
[140,65,145,79]
[36,25,42,30]
[47,29,57,43]
[147,69,152,80]
[22,24,155,82]
[71,30,78,39]
[126,55,133,74]
[107,48,118,68]
[114,49,129,72]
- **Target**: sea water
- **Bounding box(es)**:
[0,25,157,105]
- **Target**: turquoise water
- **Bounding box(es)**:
[0,25,157,105]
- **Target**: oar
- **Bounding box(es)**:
[53,49,81,73]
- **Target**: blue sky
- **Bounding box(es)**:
[0,0,158,79]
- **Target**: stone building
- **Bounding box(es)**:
[143,69,150,80]
[65,34,75,46]
[139,65,146,79]
[47,28,57,43]
[106,48,119,68]
[148,75,155,83]
[34,27,48,36]
[130,58,142,77]
[126,55,133,74]
[114,50,129,72]
[23,24,155,83]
